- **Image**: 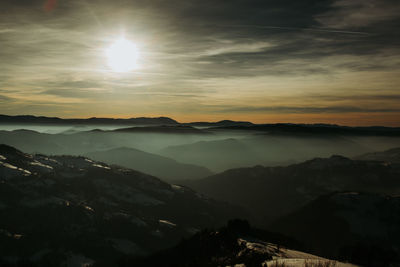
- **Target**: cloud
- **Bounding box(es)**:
[0,0,399,124]
[0,94,15,103]
[316,0,400,28]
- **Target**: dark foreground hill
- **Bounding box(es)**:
[184,155,400,223]
[121,219,354,267]
[270,192,400,266]
[0,145,241,267]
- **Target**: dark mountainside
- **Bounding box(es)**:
[118,219,301,267]
[184,155,400,223]
[84,147,213,182]
[0,144,242,267]
[270,192,400,266]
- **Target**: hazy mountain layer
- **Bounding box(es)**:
[85,147,213,183]
[1,125,400,174]
[159,135,374,172]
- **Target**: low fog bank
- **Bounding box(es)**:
[0,124,400,179]
[0,124,169,135]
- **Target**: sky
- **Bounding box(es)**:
[0,0,399,125]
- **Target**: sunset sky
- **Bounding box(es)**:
[0,0,399,125]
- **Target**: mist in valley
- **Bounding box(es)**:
[1,123,400,176]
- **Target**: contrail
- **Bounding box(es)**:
[82,0,103,28]
[217,24,370,35]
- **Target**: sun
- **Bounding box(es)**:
[105,37,139,72]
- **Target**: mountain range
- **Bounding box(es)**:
[2,115,400,137]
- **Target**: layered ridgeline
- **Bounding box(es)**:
[0,144,241,267]
[84,147,213,182]
[184,154,400,224]
[3,127,400,175]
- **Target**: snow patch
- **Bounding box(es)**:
[83,205,94,212]
[0,161,17,170]
[0,155,6,160]
[171,184,185,192]
[159,219,177,227]
[30,160,53,169]
[92,163,111,170]
[0,161,31,176]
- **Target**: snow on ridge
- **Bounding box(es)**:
[171,184,184,192]
[0,161,17,170]
[30,160,53,169]
[0,155,6,160]
[159,219,177,227]
[0,161,31,176]
[92,163,111,170]
[237,238,358,267]
[82,205,94,212]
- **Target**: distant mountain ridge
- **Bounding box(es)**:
[2,114,400,136]
[0,114,179,125]
[0,115,252,127]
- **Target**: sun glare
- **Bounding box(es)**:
[105,37,139,72]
